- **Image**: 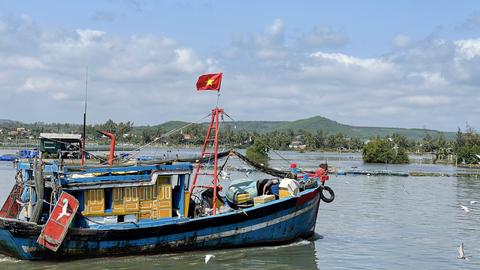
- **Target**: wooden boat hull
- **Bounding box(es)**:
[0,186,321,260]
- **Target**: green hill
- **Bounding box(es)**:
[0,116,456,141]
[135,116,455,140]
[220,116,455,140]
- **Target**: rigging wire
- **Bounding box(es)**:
[222,113,293,167]
[115,113,212,163]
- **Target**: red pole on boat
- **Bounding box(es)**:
[212,108,221,214]
[190,110,215,193]
[189,107,223,215]
[98,131,115,165]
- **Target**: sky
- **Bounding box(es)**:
[1,0,480,131]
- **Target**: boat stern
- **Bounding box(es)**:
[0,218,40,260]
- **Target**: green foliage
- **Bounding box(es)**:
[455,125,480,164]
[457,145,480,164]
[362,138,410,164]
[246,137,270,166]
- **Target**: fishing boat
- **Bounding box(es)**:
[0,75,335,260]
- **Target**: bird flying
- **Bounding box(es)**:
[458,243,471,260]
[460,205,471,213]
[205,254,215,264]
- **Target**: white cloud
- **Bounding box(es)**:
[52,92,69,101]
[454,38,480,60]
[298,26,348,49]
[267,19,284,37]
[400,95,451,106]
[1,16,480,131]
[392,34,412,48]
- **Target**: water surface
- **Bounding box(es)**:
[0,149,479,269]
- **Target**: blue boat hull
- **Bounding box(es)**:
[0,187,321,260]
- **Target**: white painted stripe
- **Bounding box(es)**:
[168,197,318,245]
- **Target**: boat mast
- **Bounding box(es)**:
[81,67,88,165]
[190,107,223,215]
[190,73,224,215]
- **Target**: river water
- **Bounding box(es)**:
[0,149,479,269]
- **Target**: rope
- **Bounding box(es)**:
[222,113,293,167]
[115,113,212,164]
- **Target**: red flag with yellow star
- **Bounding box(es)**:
[196,73,222,91]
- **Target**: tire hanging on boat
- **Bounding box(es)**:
[320,185,335,203]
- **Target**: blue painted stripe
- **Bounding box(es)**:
[61,174,152,185]
[63,164,192,174]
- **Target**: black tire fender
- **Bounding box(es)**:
[320,185,335,203]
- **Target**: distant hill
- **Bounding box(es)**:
[0,119,20,128]
[149,115,455,141]
[0,119,17,125]
[0,116,455,141]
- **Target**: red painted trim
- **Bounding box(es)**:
[296,188,319,206]
[99,131,116,165]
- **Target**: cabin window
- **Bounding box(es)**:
[44,141,56,150]
[104,188,113,212]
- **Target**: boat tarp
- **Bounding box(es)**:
[225,178,258,204]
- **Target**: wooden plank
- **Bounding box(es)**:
[31,160,44,223]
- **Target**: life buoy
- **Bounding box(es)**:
[320,185,335,203]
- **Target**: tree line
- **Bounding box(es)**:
[2,120,480,165]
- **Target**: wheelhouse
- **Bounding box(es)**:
[16,161,192,228]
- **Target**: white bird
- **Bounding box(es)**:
[470,200,478,205]
[56,198,71,220]
[458,243,471,260]
[205,254,215,264]
[460,205,471,213]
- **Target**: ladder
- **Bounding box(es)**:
[190,107,223,215]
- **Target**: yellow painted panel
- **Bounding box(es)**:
[112,188,124,212]
[124,187,139,211]
[158,209,171,218]
[139,210,152,219]
[83,189,104,215]
[158,200,171,208]
[140,201,153,209]
[184,191,190,217]
[157,182,172,218]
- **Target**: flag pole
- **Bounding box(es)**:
[215,91,220,108]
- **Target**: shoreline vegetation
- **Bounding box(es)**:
[0,119,479,166]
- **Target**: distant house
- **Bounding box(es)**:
[289,135,306,149]
[183,134,192,141]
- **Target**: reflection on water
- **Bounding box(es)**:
[1,149,480,269]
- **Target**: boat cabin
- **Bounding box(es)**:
[15,161,192,227]
[39,133,83,159]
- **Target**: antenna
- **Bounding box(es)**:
[81,67,88,165]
